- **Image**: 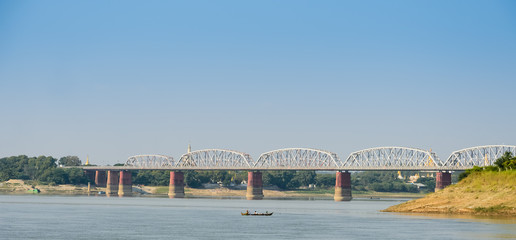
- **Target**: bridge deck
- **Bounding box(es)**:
[72,166,468,171]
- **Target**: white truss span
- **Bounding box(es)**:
[254,148,340,169]
[442,145,516,170]
[176,149,253,169]
[343,147,441,170]
[79,145,514,171]
[125,155,174,168]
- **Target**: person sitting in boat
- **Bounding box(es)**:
[265,211,268,214]
[245,210,249,214]
[254,211,257,214]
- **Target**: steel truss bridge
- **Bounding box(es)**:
[81,145,516,171]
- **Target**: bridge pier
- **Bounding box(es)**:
[246,171,264,200]
[118,171,132,196]
[435,171,452,191]
[106,170,119,195]
[168,171,185,198]
[95,170,107,187]
[334,171,352,201]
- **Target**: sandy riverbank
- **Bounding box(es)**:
[383,171,516,216]
[0,179,89,195]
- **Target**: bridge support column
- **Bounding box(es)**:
[106,170,119,195]
[168,171,185,198]
[435,171,452,191]
[95,170,107,187]
[246,171,264,200]
[118,171,132,196]
[334,171,352,201]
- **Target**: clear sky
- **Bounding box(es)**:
[1,1,515,165]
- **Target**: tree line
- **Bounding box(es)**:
[0,155,88,185]
[111,170,428,193]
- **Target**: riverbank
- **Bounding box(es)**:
[145,186,425,199]
[0,179,425,199]
[0,179,89,195]
[383,171,516,216]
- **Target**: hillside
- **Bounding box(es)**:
[383,170,516,215]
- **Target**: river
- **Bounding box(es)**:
[0,195,515,239]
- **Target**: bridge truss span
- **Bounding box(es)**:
[176,149,253,169]
[254,148,341,170]
[343,147,441,170]
[442,145,516,170]
[125,154,175,168]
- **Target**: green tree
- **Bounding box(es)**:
[58,156,82,166]
[415,176,436,191]
[503,158,516,170]
[494,152,513,170]
[65,168,88,184]
[292,171,316,187]
[40,168,67,185]
[185,171,202,188]
[351,171,421,193]
[150,170,169,185]
[263,171,296,189]
[315,173,335,188]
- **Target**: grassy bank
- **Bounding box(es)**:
[383,170,516,216]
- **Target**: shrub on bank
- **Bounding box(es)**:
[458,151,516,181]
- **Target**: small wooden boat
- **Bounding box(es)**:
[241,212,273,216]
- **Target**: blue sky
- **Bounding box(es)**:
[1,1,515,165]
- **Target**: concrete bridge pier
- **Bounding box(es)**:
[168,171,185,198]
[435,171,452,191]
[246,171,264,200]
[118,171,132,196]
[95,170,107,187]
[334,171,352,201]
[106,170,119,195]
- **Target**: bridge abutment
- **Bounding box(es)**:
[334,171,352,201]
[95,170,107,187]
[106,170,119,195]
[435,171,452,191]
[246,171,264,200]
[118,171,132,196]
[168,171,185,198]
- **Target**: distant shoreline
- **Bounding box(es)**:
[0,179,425,199]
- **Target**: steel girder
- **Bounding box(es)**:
[176,149,253,169]
[442,145,516,170]
[84,145,515,171]
[343,147,441,170]
[255,148,340,170]
[125,154,175,167]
